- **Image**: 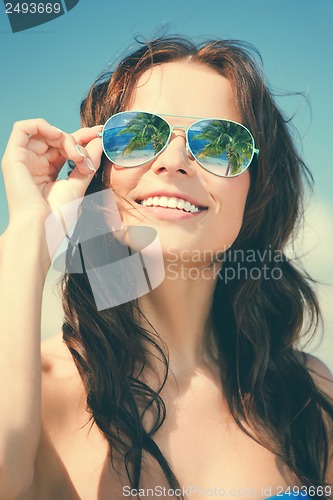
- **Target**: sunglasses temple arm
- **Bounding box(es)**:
[97,132,103,138]
[254,147,260,157]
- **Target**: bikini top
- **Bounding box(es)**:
[266,493,311,500]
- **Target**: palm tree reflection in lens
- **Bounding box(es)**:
[190,120,254,176]
[117,113,169,160]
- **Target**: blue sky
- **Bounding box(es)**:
[0,0,332,231]
[0,1,333,363]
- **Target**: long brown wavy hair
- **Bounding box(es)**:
[61,36,333,498]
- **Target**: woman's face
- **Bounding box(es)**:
[104,61,250,262]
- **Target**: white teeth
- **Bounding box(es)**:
[159,196,168,207]
[177,199,185,210]
[138,195,203,212]
[167,197,178,208]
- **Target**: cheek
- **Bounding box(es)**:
[105,161,139,194]
[105,162,149,226]
[212,172,250,249]
[220,171,250,214]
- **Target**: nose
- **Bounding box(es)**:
[150,129,196,177]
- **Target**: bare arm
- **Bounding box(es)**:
[303,353,333,486]
[0,119,102,498]
[0,221,48,497]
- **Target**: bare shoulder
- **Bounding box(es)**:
[296,352,333,484]
[41,332,83,383]
[41,332,75,373]
[41,333,87,434]
[300,352,333,399]
[20,336,87,499]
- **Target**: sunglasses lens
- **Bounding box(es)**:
[102,111,170,167]
[188,120,255,177]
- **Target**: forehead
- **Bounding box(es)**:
[126,60,241,122]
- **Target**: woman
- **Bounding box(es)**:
[1,36,333,500]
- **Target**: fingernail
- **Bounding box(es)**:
[76,144,96,172]
[85,157,97,173]
[76,144,87,157]
[52,126,63,133]
[68,160,76,169]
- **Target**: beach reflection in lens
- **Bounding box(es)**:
[103,112,170,167]
[188,119,254,177]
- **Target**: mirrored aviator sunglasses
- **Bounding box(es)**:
[98,111,259,178]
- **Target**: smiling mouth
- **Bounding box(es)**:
[136,195,208,213]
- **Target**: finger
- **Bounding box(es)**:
[70,125,104,145]
[26,136,49,155]
[66,160,98,199]
[64,143,103,177]
[47,143,97,176]
[74,144,98,174]
[64,129,105,197]
[45,147,66,171]
[49,125,104,175]
[3,120,65,181]
[79,136,103,172]
[6,118,62,150]
[44,131,98,175]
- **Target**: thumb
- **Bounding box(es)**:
[66,148,100,199]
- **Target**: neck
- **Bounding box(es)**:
[137,258,221,381]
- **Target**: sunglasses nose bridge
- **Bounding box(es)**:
[169,124,187,137]
[168,124,193,158]
[170,125,186,131]
[168,124,188,144]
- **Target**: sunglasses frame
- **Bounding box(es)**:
[97,111,259,178]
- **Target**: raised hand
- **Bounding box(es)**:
[1,118,104,226]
